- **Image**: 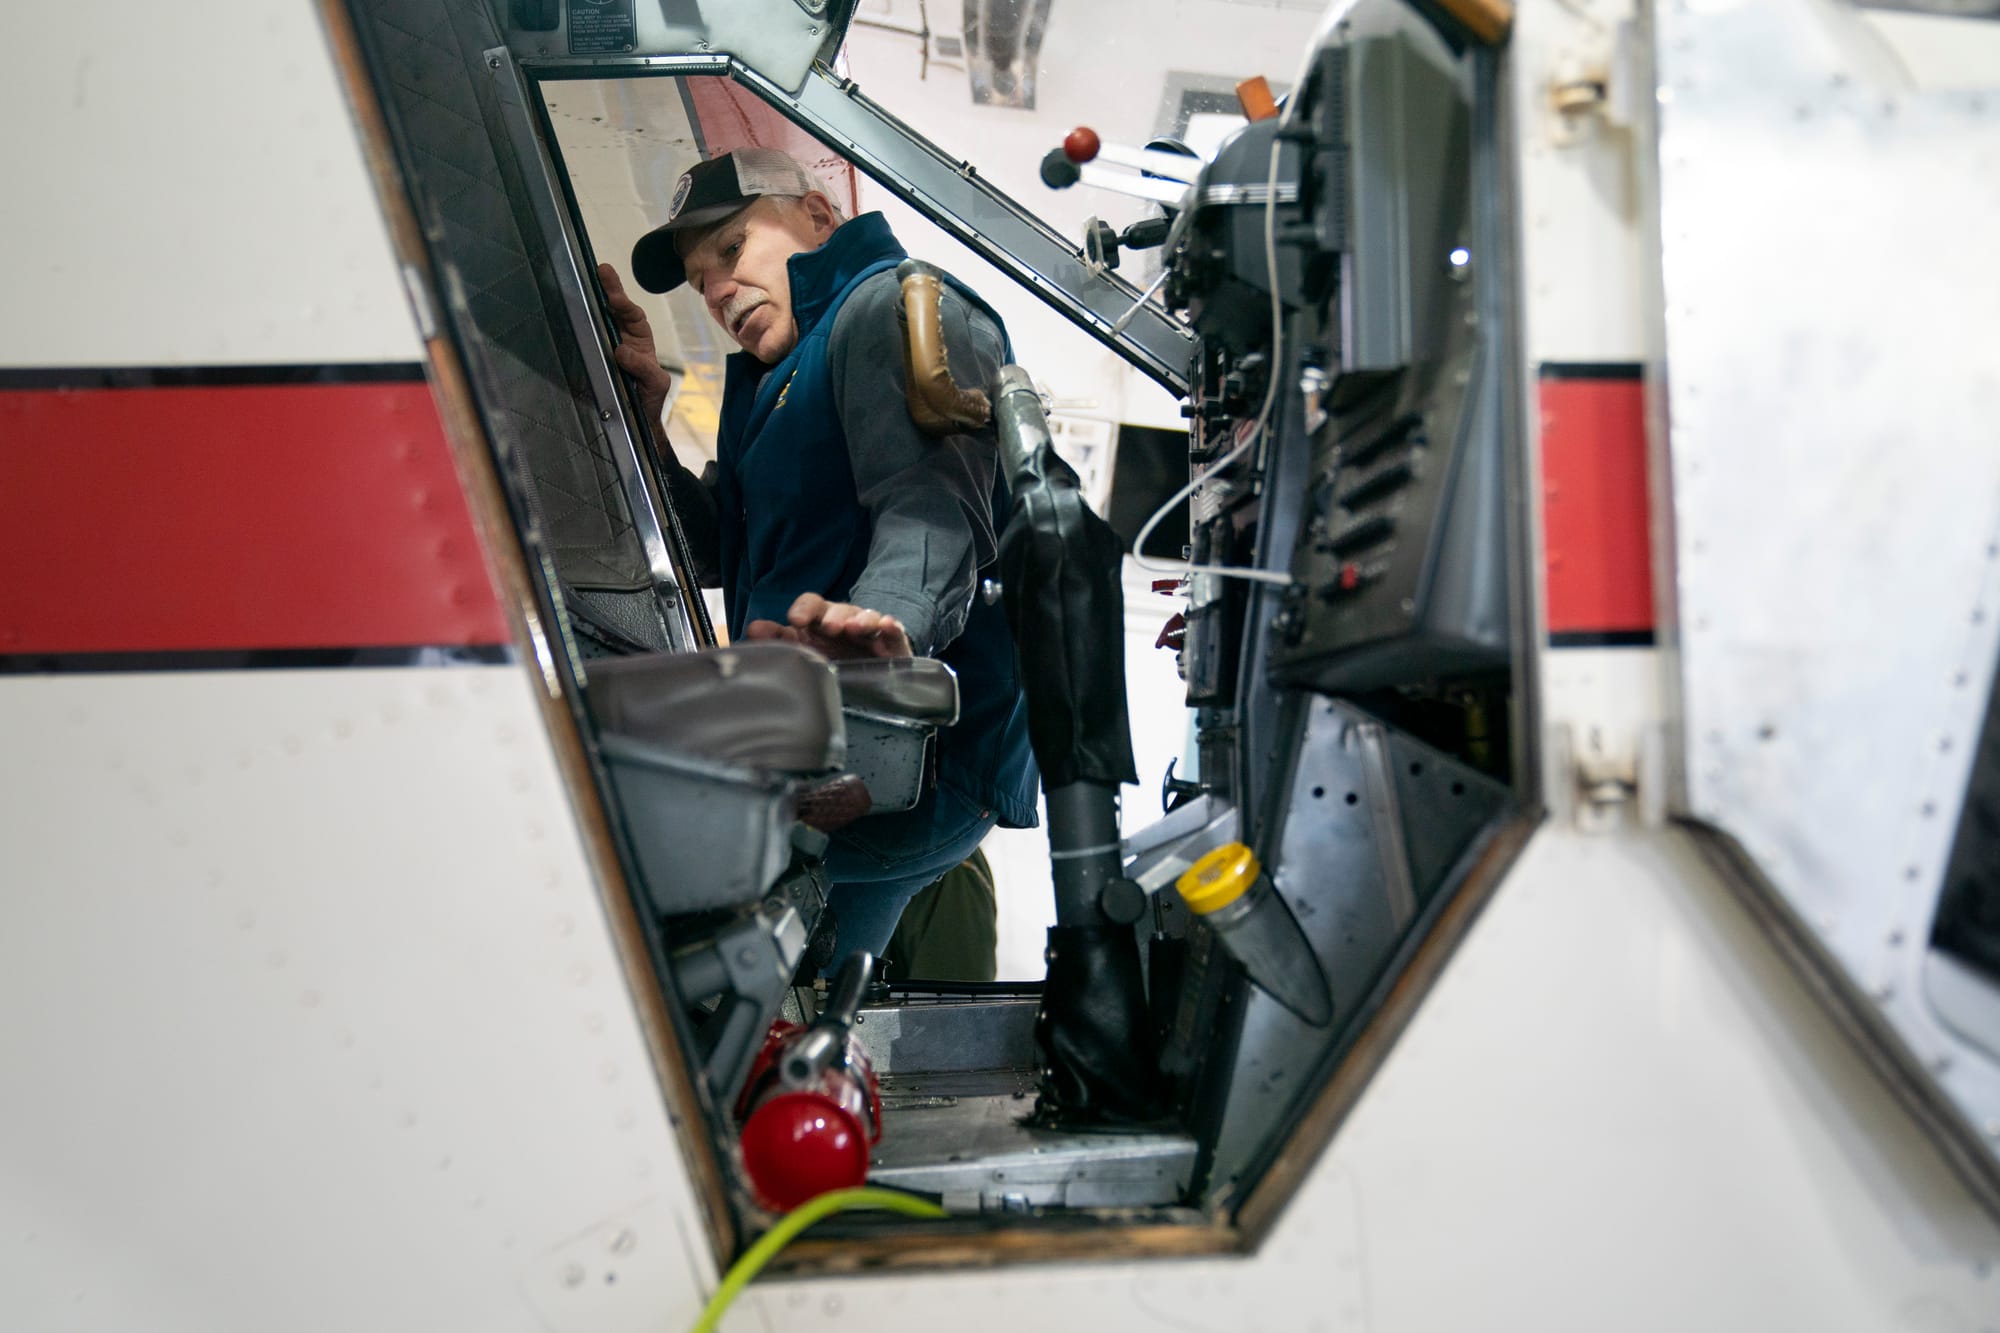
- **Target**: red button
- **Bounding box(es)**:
[1339,563,1361,591]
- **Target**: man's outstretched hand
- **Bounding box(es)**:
[744,592,914,661]
[599,262,674,428]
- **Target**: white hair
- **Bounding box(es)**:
[778,191,845,226]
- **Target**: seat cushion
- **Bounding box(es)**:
[835,657,961,725]
[588,643,844,773]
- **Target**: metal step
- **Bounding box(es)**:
[870,1091,1197,1211]
[852,991,1195,1211]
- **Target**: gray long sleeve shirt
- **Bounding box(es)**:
[660,268,1007,658]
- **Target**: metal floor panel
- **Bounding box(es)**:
[870,1093,1196,1211]
[853,994,1040,1077]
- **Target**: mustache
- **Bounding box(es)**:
[721,290,768,335]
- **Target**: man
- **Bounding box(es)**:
[599,147,1038,961]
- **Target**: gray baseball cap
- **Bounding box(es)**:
[631,148,830,293]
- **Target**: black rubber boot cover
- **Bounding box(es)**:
[1032,925,1166,1125]
[995,446,1139,791]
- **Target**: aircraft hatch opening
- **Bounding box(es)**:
[333,0,1537,1271]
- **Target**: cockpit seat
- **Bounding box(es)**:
[833,657,960,813]
[591,643,844,770]
[589,644,844,916]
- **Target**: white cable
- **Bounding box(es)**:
[1107,200,1197,335]
[1109,265,1173,335]
[1133,125,1293,589]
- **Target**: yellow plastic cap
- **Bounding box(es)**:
[1177,842,1259,915]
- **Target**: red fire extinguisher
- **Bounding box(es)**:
[735,951,883,1211]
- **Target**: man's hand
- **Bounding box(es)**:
[744,592,914,660]
[600,263,674,428]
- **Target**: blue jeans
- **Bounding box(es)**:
[823,782,997,962]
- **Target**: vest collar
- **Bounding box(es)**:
[784,212,906,342]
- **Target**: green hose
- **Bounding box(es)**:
[689,1187,947,1333]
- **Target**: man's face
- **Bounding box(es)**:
[679,195,837,364]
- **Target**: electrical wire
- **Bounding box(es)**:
[1108,263,1174,335]
[687,1188,947,1333]
[1108,198,1197,335]
[1131,120,1294,589]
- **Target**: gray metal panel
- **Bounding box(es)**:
[1199,700,1511,1200]
[852,994,1039,1076]
[1342,28,1467,373]
[502,0,847,93]
[1423,40,1518,677]
[674,897,813,1099]
[870,1093,1196,1211]
[1652,0,2000,1179]
[1265,18,1509,695]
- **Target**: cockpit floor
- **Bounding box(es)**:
[871,1083,1196,1210]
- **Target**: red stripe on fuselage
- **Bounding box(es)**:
[0,378,509,654]
[1539,371,1654,638]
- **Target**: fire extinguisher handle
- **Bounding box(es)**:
[822,950,875,1031]
[780,1027,840,1086]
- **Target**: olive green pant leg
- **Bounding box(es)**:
[882,846,999,982]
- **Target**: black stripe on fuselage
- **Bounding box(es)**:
[1536,362,1644,381]
[0,646,516,675]
[1548,630,1657,649]
[0,363,427,390]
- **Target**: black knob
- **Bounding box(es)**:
[1098,878,1147,926]
[1085,218,1121,270]
[1161,757,1205,814]
[1040,148,1082,190]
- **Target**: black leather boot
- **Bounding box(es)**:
[1032,924,1166,1125]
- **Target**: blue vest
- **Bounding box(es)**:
[714,213,1039,829]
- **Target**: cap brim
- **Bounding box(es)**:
[630,200,756,293]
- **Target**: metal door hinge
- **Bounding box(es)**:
[1549,720,1669,831]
